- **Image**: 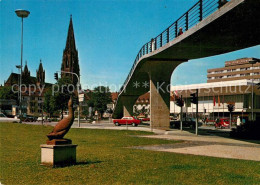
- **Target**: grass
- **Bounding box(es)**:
[0,123,260,185]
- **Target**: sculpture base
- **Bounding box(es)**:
[46,139,72,145]
[41,144,77,167]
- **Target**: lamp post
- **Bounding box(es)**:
[15,9,30,123]
[15,65,21,116]
[249,58,259,121]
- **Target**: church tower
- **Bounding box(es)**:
[22,61,31,85]
[36,60,45,86]
[61,15,80,86]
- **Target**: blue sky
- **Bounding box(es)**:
[1,0,259,91]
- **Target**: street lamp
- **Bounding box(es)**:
[15,65,22,117]
[249,58,259,121]
[15,9,30,122]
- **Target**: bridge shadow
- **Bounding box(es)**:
[180,127,260,145]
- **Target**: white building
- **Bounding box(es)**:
[171,80,260,121]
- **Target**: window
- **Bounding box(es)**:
[66,59,69,68]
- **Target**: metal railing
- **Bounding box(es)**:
[119,0,229,94]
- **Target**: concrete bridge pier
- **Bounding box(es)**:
[146,60,185,130]
[121,95,139,117]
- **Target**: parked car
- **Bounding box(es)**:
[113,116,141,126]
[0,113,20,122]
[37,117,51,122]
[23,116,37,122]
[170,117,202,129]
[37,117,44,122]
[215,118,230,128]
[138,117,150,122]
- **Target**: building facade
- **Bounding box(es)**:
[207,58,260,83]
[171,80,260,122]
[2,60,50,116]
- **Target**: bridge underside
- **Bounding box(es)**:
[113,0,260,130]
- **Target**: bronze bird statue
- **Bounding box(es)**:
[47,96,74,140]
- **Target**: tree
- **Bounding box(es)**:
[52,76,73,119]
[0,86,18,102]
[91,86,112,118]
[43,88,55,117]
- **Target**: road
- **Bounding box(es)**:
[21,120,234,135]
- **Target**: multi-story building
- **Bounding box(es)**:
[2,61,52,116]
[207,58,260,83]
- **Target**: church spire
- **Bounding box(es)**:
[65,15,76,51]
[61,15,80,87]
[37,59,45,85]
[22,61,31,85]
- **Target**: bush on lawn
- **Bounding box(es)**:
[230,121,260,140]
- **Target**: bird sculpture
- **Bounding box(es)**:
[47,96,74,140]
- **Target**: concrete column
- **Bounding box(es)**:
[143,60,185,130]
[150,76,171,130]
[121,96,138,117]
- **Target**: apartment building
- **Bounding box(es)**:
[207,58,260,83]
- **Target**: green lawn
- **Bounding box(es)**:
[0,123,259,185]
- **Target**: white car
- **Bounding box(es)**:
[37,117,45,122]
[0,113,20,122]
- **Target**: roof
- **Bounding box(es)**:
[4,73,52,87]
[111,92,119,101]
[171,80,255,91]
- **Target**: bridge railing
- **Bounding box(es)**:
[119,0,229,93]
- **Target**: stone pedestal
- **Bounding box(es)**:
[41,144,77,167]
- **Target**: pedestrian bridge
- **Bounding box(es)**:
[113,0,260,130]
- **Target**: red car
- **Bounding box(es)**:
[113,116,141,127]
[215,118,230,128]
[138,117,150,122]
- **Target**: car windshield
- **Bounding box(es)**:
[223,119,228,122]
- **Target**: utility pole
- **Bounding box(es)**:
[190,90,198,135]
[196,89,198,136]
[180,95,183,131]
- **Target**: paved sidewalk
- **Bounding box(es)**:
[135,130,260,161]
